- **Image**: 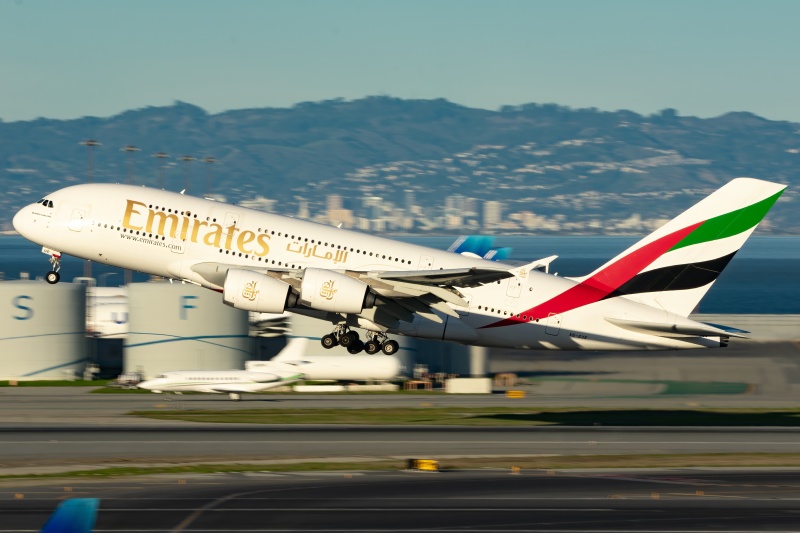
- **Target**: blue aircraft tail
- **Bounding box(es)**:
[448,236,511,261]
[40,498,99,533]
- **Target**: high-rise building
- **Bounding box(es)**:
[404,190,415,211]
[483,200,503,229]
[327,195,343,212]
[297,198,309,220]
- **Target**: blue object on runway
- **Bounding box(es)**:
[40,498,99,533]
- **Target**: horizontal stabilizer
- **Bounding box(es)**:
[605,317,749,339]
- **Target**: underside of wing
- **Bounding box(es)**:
[362,267,520,325]
[185,262,516,328]
[372,267,513,287]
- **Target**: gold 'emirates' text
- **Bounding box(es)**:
[122,200,270,256]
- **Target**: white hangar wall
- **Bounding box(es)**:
[125,282,250,378]
[0,281,87,379]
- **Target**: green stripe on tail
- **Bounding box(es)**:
[670,190,784,252]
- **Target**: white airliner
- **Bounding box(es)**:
[137,338,401,400]
[13,178,784,353]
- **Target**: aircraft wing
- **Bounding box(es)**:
[370,267,513,287]
[363,268,514,325]
[186,262,515,327]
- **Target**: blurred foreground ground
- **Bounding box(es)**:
[490,340,800,407]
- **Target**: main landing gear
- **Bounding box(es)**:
[45,252,62,284]
[321,326,399,355]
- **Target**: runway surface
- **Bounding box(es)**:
[3,469,800,532]
[2,345,800,531]
[1,426,799,470]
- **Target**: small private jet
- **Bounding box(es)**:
[137,338,402,400]
[13,177,784,353]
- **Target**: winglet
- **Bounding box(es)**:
[510,255,558,276]
[40,498,99,533]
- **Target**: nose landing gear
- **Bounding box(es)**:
[45,252,62,284]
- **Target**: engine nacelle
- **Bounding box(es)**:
[300,268,376,314]
[223,269,297,313]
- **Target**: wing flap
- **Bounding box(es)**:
[373,267,513,287]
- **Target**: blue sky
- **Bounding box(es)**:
[2,0,799,122]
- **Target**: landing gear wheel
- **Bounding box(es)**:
[364,340,381,354]
[338,331,359,347]
[347,340,364,354]
[321,334,338,349]
[45,271,60,284]
[381,340,399,355]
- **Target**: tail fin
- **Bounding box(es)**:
[40,498,99,533]
[270,337,309,362]
[573,178,785,316]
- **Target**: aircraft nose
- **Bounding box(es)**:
[12,206,31,238]
[137,379,160,390]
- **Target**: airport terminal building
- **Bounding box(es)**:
[1,278,490,381]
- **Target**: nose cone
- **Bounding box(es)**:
[12,206,30,238]
[136,380,153,390]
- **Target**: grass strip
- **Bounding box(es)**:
[4,453,800,480]
[130,407,800,426]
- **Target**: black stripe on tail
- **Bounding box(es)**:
[604,251,737,300]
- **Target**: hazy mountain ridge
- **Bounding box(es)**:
[1,97,797,233]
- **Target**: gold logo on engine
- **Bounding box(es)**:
[242,281,259,301]
[320,280,337,300]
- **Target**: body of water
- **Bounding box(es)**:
[2,234,798,314]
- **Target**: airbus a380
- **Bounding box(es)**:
[13,178,784,354]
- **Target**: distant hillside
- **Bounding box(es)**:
[1,97,797,233]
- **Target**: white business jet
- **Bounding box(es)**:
[136,368,302,401]
[137,338,401,400]
[13,178,784,353]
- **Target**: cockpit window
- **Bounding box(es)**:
[47,200,53,208]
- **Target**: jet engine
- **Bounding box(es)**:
[223,269,298,313]
[300,268,376,314]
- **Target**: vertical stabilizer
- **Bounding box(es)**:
[572,178,785,316]
[270,337,309,362]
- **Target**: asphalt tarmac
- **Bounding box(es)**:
[1,426,800,472]
[2,343,800,531]
[3,469,800,532]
